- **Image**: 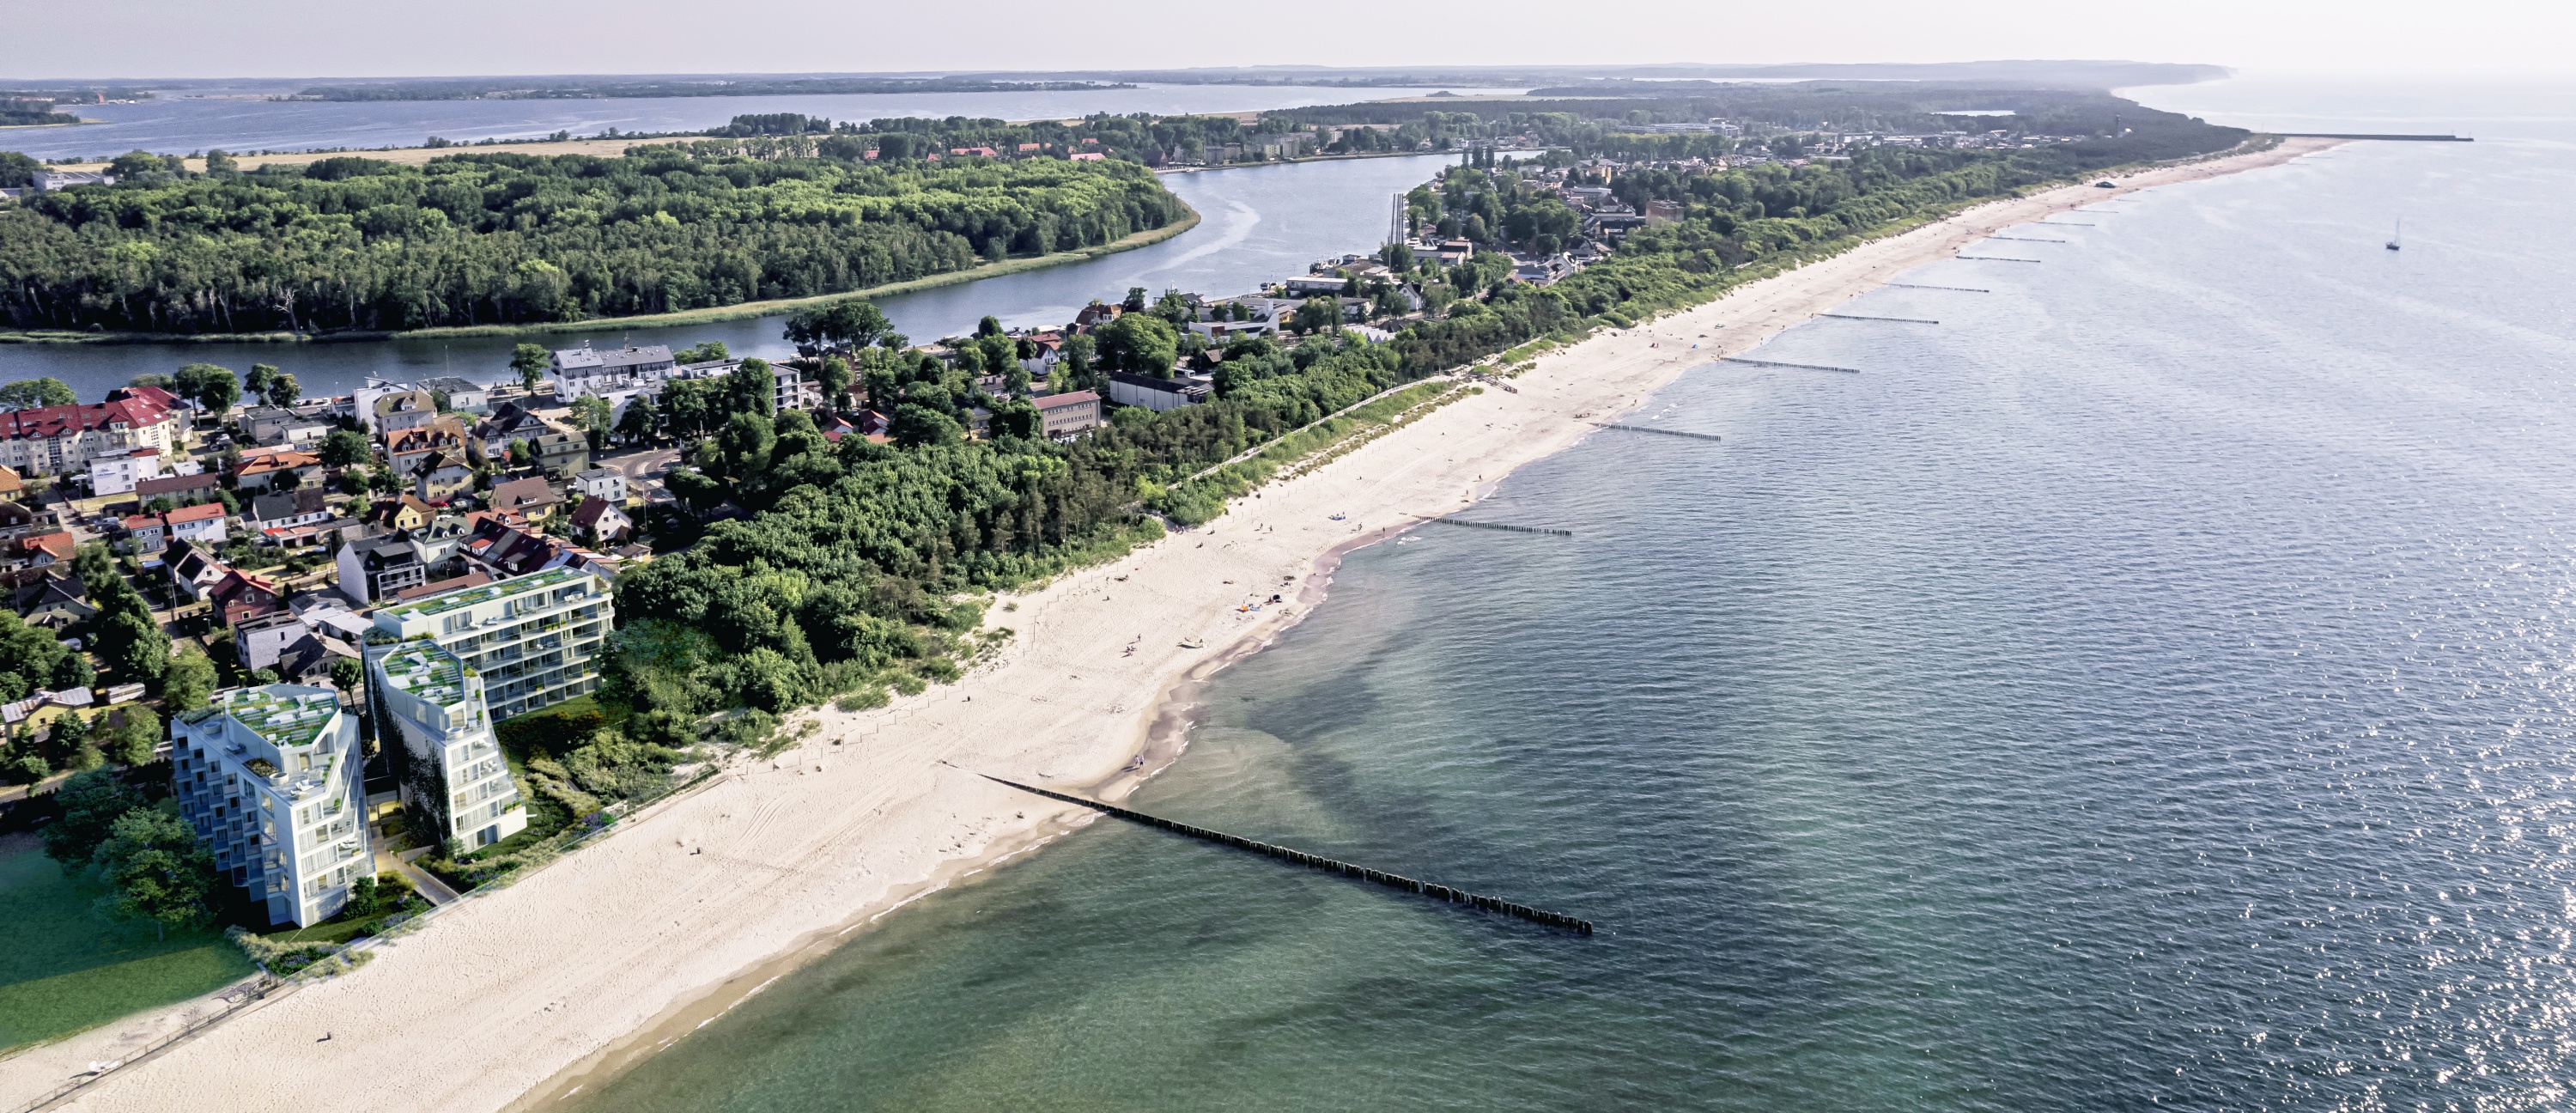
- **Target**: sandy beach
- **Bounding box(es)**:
[0,137,2336,1113]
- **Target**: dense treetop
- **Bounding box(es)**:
[0,146,1188,334]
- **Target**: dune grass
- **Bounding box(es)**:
[0,839,252,1053]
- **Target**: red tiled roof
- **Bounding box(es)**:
[22,532,75,560]
[163,502,227,524]
[237,451,319,474]
[0,397,171,442]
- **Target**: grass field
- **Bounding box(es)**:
[0,836,252,1053]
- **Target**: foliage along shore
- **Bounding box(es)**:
[0,205,1200,345]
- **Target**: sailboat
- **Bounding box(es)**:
[2386,220,2402,252]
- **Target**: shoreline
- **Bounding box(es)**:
[0,136,2340,1113]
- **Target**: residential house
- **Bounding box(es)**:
[164,502,228,545]
[248,489,331,530]
[413,451,474,504]
[487,477,561,519]
[164,540,232,600]
[2,686,94,728]
[529,432,588,478]
[120,513,168,554]
[170,685,370,927]
[135,471,220,506]
[237,405,331,447]
[369,389,440,435]
[209,569,285,626]
[365,565,615,721]
[16,531,76,569]
[385,417,465,477]
[469,402,559,465]
[85,447,164,496]
[550,344,677,399]
[337,533,428,604]
[0,500,41,541]
[0,465,21,502]
[14,573,94,630]
[571,467,627,505]
[1074,301,1122,329]
[393,570,491,602]
[234,611,336,684]
[366,496,434,533]
[1105,372,1212,412]
[416,376,493,415]
[1034,391,1103,439]
[234,447,321,492]
[461,517,560,577]
[567,496,632,544]
[0,389,180,478]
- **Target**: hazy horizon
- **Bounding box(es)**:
[9,0,2566,82]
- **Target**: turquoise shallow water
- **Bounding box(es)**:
[567,94,2576,1109]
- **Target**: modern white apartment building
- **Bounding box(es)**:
[366,567,612,720]
[369,638,526,852]
[170,685,370,928]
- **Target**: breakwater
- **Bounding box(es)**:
[1722,356,1862,374]
[980,774,1595,934]
[1598,423,1725,443]
[1425,517,1576,537]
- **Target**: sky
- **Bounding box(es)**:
[10,0,2571,81]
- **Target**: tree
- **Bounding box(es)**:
[242,363,275,400]
[264,372,300,409]
[615,393,659,445]
[42,768,143,867]
[329,656,364,696]
[107,705,160,767]
[94,807,218,940]
[204,149,238,174]
[173,363,240,414]
[162,649,216,710]
[511,344,552,394]
[1092,313,1178,378]
[890,404,963,447]
[0,378,76,411]
[664,467,729,518]
[1151,288,1193,325]
[572,395,613,452]
[319,427,371,469]
[106,150,169,181]
[783,298,892,356]
[817,356,853,406]
[1292,296,1344,335]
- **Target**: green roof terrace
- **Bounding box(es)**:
[374,568,601,625]
[377,642,472,710]
[221,687,343,751]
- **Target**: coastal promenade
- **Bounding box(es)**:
[1,137,2338,1113]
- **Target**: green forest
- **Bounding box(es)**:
[0,147,1188,334]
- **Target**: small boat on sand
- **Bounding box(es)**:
[1179,637,1206,649]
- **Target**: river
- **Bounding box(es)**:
[0,151,1464,402]
[556,76,2576,1110]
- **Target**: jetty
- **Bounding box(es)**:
[1822,313,1938,324]
[981,775,1595,934]
[1598,423,1724,443]
[1890,283,1990,293]
[1722,356,1862,374]
[1988,236,2066,243]
[1956,256,2042,263]
[1427,517,1575,537]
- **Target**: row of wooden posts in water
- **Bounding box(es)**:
[981,775,1595,934]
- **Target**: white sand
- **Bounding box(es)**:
[2,138,2335,1113]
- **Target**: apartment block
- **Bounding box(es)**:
[170,685,369,928]
[366,567,612,720]
[368,638,526,852]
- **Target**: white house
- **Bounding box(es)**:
[552,344,677,399]
[163,502,228,545]
[572,467,627,504]
[85,447,164,497]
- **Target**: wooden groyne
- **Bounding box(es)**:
[1600,423,1723,443]
[1891,283,1989,293]
[1822,313,1939,325]
[1956,256,2042,263]
[1428,517,1575,537]
[2041,222,2096,227]
[1722,356,1862,374]
[981,775,1595,934]
[1988,235,2066,243]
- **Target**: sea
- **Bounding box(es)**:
[547,76,2576,1110]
